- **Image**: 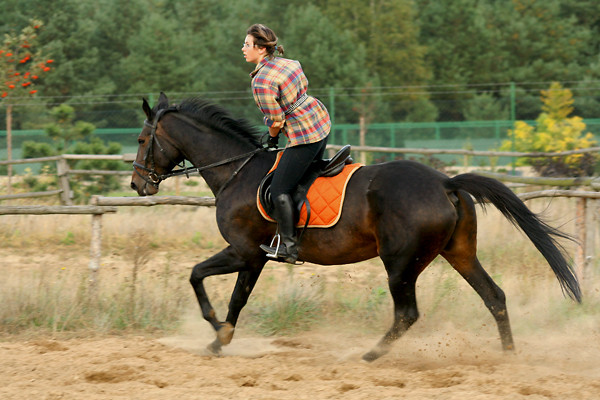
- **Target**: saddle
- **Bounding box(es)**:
[258,145,353,226]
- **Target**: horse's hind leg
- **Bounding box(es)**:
[362,253,425,362]
[443,250,514,351]
[441,194,514,351]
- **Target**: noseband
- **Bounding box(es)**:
[132,106,265,197]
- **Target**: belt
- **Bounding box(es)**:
[284,93,309,116]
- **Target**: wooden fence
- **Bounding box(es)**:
[1,146,599,283]
[0,154,134,204]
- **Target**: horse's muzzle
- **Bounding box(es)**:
[130,179,158,196]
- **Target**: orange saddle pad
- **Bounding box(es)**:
[257,155,363,228]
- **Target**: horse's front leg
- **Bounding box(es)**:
[205,264,266,355]
[189,246,265,354]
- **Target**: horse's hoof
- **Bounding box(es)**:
[362,350,381,362]
[206,339,223,356]
[503,343,516,352]
[217,322,235,345]
[362,344,389,362]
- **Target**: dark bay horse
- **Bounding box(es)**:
[131,93,581,361]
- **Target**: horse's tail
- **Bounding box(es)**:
[446,173,582,303]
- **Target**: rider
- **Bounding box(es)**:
[243,24,331,263]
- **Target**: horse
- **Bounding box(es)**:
[130,92,581,362]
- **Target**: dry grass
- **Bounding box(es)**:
[0,187,599,340]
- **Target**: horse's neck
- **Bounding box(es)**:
[171,124,270,197]
[200,150,274,199]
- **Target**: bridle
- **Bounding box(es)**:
[132,106,265,198]
[132,106,178,187]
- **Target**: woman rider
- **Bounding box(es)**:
[243,24,331,263]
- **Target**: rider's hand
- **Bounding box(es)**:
[267,135,279,149]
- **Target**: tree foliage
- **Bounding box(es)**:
[0,19,53,101]
[322,0,434,121]
[1,0,600,126]
[501,82,597,176]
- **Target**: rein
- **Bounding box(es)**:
[133,106,266,198]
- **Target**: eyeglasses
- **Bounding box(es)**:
[242,43,256,48]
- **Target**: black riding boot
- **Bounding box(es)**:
[260,193,299,263]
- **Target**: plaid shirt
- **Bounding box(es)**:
[250,57,330,147]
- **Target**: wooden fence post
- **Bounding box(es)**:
[56,157,73,205]
[589,199,599,272]
[359,116,367,165]
[89,196,103,287]
[89,213,103,287]
[6,105,13,195]
[575,197,588,282]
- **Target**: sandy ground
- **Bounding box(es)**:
[1,248,599,400]
[1,321,599,400]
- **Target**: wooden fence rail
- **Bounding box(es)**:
[91,195,215,207]
[0,205,116,215]
[0,189,63,201]
[327,144,600,158]
[474,171,600,189]
[517,190,600,201]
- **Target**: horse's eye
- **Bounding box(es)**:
[138,139,145,144]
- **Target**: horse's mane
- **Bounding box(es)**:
[176,97,262,148]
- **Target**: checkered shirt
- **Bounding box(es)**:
[250,57,330,147]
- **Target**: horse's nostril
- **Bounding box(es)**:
[130,182,137,191]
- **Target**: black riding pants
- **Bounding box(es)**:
[270,137,328,198]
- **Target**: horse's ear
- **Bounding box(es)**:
[142,98,153,120]
[157,92,169,109]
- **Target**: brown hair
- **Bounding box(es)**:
[246,24,284,57]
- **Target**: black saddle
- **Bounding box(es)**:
[258,145,353,220]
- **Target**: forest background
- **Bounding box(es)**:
[2,0,600,142]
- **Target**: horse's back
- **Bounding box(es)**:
[355,160,454,209]
[300,160,459,264]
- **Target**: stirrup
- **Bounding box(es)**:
[260,234,302,264]
[265,234,282,259]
